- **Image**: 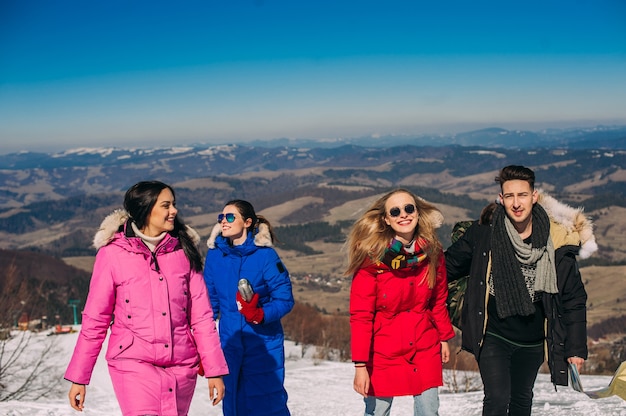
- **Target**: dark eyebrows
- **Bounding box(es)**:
[502,192,530,197]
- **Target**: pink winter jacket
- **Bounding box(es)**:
[65,210,228,387]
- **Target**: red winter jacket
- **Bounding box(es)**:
[350,252,455,397]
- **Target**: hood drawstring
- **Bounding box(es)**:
[151,252,161,272]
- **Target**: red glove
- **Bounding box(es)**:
[236,292,265,324]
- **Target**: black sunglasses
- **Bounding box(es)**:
[388,204,416,217]
[218,213,236,223]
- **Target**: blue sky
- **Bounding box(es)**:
[1,0,625,154]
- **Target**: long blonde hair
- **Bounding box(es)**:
[344,189,444,288]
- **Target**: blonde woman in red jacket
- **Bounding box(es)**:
[346,189,455,416]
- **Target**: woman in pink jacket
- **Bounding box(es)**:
[346,189,455,416]
[65,181,228,415]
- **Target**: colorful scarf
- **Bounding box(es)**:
[380,238,428,270]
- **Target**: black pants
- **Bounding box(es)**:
[478,334,544,416]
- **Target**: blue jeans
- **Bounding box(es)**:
[478,333,544,416]
[364,387,440,416]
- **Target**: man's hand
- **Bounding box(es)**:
[568,356,585,372]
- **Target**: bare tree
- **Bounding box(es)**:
[0,258,64,402]
[313,313,350,361]
[443,342,483,393]
[0,331,63,401]
[282,302,351,361]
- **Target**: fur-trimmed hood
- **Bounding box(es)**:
[93,208,201,250]
[537,189,598,259]
[206,222,273,249]
[424,209,444,230]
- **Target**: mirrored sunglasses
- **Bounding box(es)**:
[218,213,236,223]
[388,204,416,217]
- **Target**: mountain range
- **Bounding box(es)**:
[1,125,625,331]
[1,125,625,207]
[1,125,625,255]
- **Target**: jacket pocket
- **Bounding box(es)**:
[106,332,135,360]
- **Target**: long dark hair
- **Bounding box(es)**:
[124,181,203,271]
[224,199,277,242]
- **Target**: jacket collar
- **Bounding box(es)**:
[206,222,273,250]
[92,209,201,250]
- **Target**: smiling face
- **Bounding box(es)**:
[383,191,419,244]
[142,187,177,237]
[220,204,253,245]
[499,179,538,237]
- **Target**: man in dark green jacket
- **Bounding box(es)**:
[445,165,595,416]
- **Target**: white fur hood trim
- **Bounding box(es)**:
[415,196,444,229]
[93,209,201,250]
[538,189,598,259]
[207,222,273,249]
[93,209,128,249]
[426,209,444,229]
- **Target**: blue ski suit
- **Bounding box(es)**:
[204,223,294,416]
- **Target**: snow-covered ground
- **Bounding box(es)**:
[1,329,625,416]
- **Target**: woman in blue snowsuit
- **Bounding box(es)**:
[204,199,294,416]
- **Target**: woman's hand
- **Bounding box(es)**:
[208,376,225,406]
[441,341,450,364]
[353,366,370,398]
[68,383,86,411]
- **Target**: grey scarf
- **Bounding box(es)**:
[491,204,558,318]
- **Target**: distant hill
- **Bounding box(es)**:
[245,125,626,149]
[0,249,90,327]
